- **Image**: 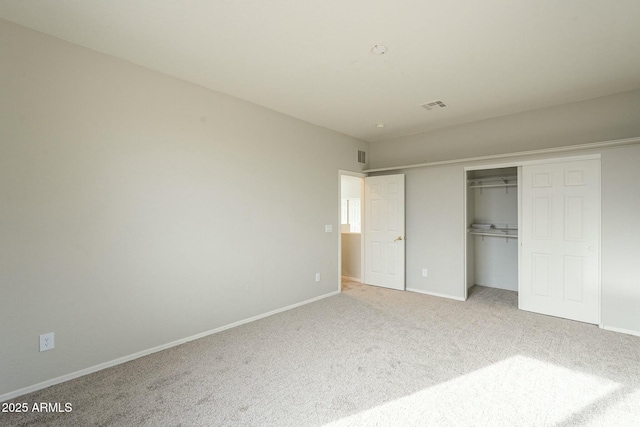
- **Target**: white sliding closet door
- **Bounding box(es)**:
[364,174,405,290]
[519,159,600,324]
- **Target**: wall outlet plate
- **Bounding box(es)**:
[40,332,54,352]
[422,269,428,277]
[315,273,321,282]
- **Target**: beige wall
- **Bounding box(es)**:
[0,20,368,397]
[341,233,361,280]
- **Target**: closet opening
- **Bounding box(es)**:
[465,166,519,301]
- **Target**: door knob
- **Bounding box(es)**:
[394,236,403,242]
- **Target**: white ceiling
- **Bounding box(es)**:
[2,1,640,142]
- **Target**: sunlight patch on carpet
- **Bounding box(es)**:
[324,355,620,426]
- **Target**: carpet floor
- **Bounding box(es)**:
[2,281,640,427]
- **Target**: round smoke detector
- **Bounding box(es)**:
[371,44,388,55]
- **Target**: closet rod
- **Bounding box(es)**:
[469,183,518,189]
[467,175,517,183]
[468,231,518,239]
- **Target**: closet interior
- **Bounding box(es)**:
[466,167,519,293]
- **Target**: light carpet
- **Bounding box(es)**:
[2,281,640,426]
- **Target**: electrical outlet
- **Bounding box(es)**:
[315,273,321,282]
[39,332,54,352]
[422,269,428,277]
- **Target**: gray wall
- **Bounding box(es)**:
[0,20,368,397]
[370,95,640,334]
[601,146,640,334]
[402,166,466,298]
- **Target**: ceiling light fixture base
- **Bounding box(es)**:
[371,44,388,55]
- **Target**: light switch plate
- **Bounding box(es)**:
[325,225,333,233]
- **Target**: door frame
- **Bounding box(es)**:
[463,154,601,319]
[338,170,366,292]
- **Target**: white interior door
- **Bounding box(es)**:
[519,158,600,324]
[364,174,405,290]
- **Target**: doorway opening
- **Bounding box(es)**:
[339,173,364,291]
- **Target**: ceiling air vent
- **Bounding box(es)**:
[420,100,447,110]
[357,150,366,164]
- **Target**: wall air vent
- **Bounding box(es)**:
[357,150,366,164]
[420,100,447,110]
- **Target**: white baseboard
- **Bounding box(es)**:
[0,290,340,403]
[600,325,640,337]
[406,287,466,301]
